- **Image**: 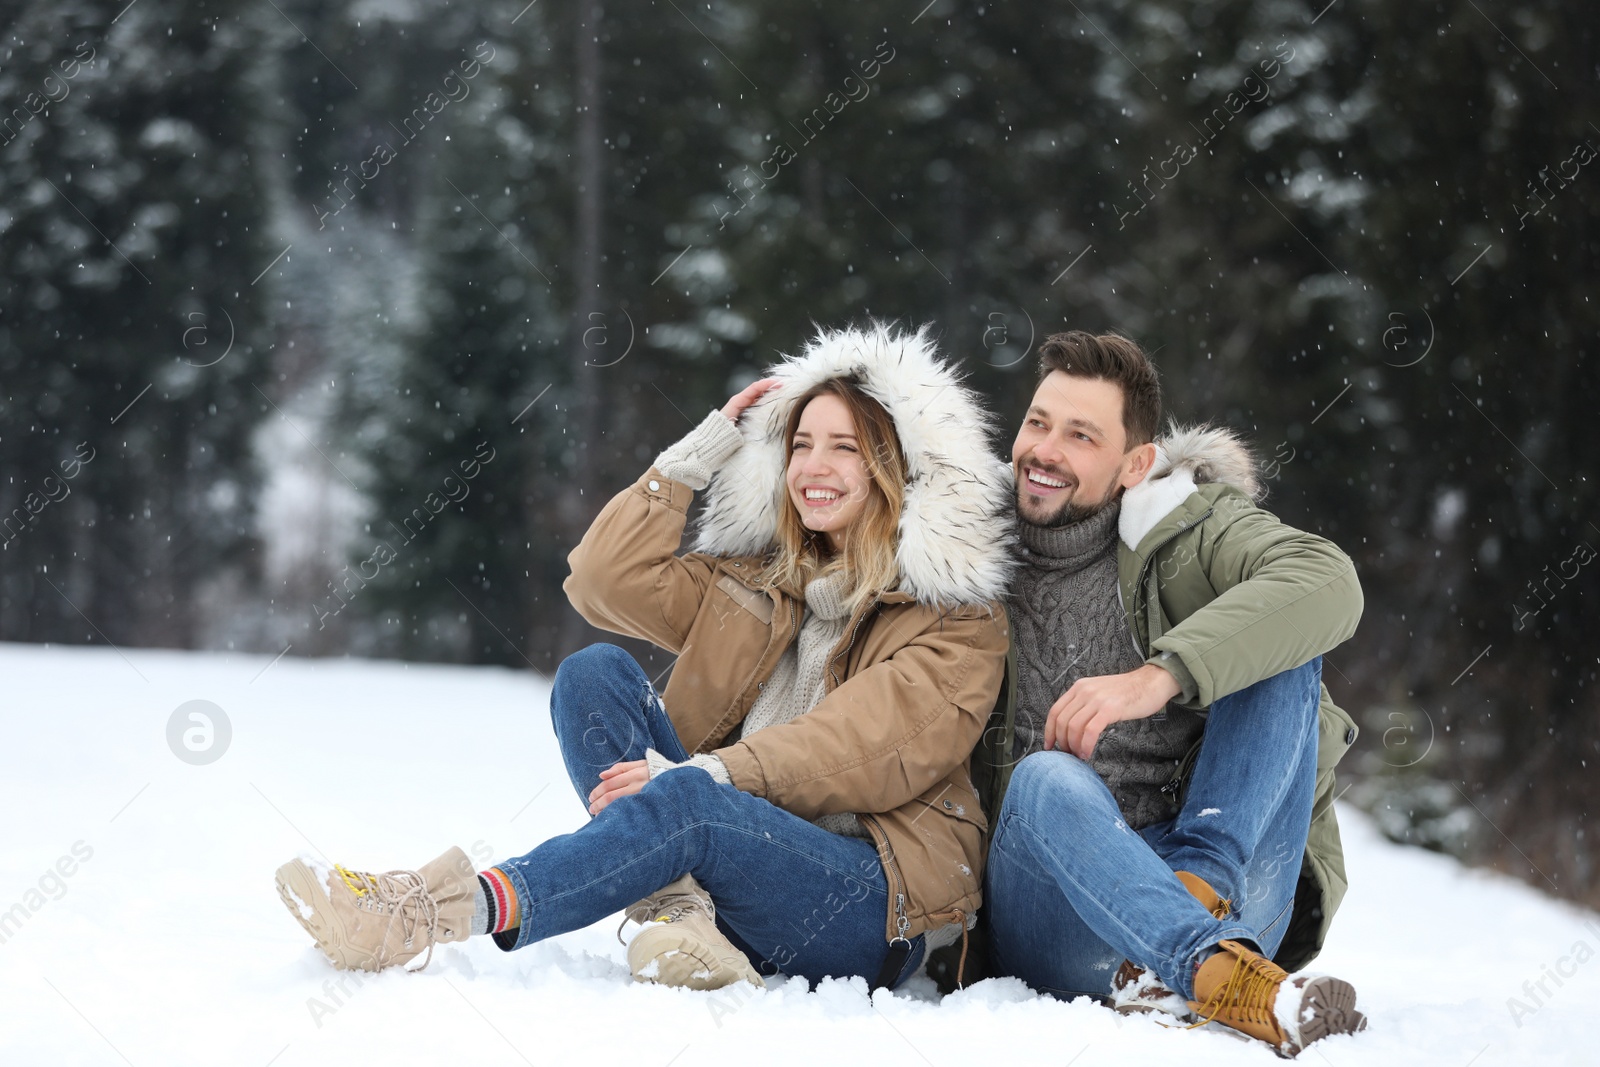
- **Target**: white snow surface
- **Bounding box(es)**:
[1,641,1595,1066]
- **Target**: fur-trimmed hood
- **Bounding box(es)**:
[692,324,1017,607]
[1119,424,1261,550]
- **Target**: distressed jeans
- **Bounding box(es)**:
[488,643,926,987]
[986,658,1322,1001]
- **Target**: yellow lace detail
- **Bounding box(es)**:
[335,864,370,896]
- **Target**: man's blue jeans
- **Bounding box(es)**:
[986,658,1322,1001]
[489,643,926,987]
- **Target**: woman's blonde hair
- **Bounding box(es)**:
[754,376,906,616]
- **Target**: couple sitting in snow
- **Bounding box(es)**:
[276,325,1367,1056]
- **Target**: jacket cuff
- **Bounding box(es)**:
[1148,650,1200,706]
[652,410,743,490]
[713,742,768,798]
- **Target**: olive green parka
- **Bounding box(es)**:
[973,425,1363,971]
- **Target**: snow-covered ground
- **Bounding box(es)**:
[1,641,1594,1066]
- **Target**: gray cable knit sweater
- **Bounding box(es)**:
[1010,502,1205,830]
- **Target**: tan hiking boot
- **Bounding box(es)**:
[1111,870,1232,1020]
[623,875,763,991]
[1188,939,1367,1056]
[275,846,476,973]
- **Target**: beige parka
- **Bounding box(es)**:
[565,325,1017,943]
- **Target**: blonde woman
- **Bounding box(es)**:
[275,324,1014,992]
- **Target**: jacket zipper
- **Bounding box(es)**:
[1160,735,1204,802]
[827,603,876,689]
[861,813,912,943]
[1131,503,1215,652]
[749,599,797,713]
[1135,501,1218,805]
[818,602,906,942]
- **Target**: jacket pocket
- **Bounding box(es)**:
[910,782,988,900]
[1316,690,1358,773]
[714,572,774,625]
[912,782,988,835]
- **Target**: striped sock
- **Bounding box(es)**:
[477,867,520,935]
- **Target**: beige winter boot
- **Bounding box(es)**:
[623,875,763,991]
[1111,870,1233,1020]
[275,846,477,972]
[1188,939,1367,1056]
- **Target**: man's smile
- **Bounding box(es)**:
[1022,465,1075,497]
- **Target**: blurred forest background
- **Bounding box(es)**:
[1,1,1596,909]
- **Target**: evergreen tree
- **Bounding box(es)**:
[0,0,270,648]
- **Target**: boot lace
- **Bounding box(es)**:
[615,893,706,944]
[336,864,442,971]
[1190,948,1283,1037]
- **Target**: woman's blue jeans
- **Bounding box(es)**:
[985,658,1323,1001]
[488,643,926,987]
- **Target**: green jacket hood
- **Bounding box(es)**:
[1119,423,1262,553]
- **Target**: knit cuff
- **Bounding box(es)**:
[652,410,744,490]
[1149,650,1200,706]
[644,747,733,785]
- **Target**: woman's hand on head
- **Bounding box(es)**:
[720,377,781,424]
[588,759,651,815]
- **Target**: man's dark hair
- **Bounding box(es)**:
[1035,330,1162,447]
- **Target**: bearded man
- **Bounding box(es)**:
[974,331,1367,1057]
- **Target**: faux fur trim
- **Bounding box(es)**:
[691,324,1017,607]
[1119,424,1261,551]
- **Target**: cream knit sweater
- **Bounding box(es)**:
[644,411,966,950]
[646,410,866,839]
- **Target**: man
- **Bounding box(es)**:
[971,331,1366,1056]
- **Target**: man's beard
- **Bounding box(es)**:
[1016,473,1123,528]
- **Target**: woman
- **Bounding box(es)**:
[274,324,1015,992]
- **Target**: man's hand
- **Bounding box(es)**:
[1044,663,1184,759]
[588,759,650,815]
